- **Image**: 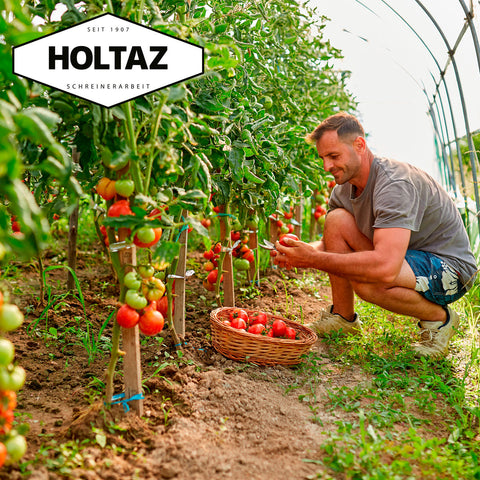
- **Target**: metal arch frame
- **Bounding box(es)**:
[414,0,480,231]
[369,0,471,217]
[361,0,480,229]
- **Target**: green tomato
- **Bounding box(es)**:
[0,304,24,332]
[124,271,142,291]
[136,227,155,244]
[0,366,25,392]
[125,290,148,310]
[246,216,259,230]
[138,265,155,279]
[0,339,14,367]
[231,219,243,231]
[5,434,27,463]
[234,258,250,271]
[115,178,135,197]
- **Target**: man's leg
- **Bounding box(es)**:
[322,209,447,323]
[321,208,373,320]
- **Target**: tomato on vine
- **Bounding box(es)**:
[133,227,162,248]
[139,306,164,336]
[142,277,166,302]
[116,304,140,328]
[125,290,148,310]
[115,178,135,197]
[96,177,116,200]
[138,265,155,279]
[107,199,133,217]
[124,271,142,290]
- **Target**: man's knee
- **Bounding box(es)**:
[324,208,372,253]
[351,281,380,303]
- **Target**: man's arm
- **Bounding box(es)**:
[274,227,411,284]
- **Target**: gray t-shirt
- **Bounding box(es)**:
[328,157,478,287]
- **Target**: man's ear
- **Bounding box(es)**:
[353,135,366,153]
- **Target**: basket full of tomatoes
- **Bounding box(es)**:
[210,307,318,366]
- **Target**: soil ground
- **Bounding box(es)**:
[0,242,446,479]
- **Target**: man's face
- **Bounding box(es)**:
[316,130,362,185]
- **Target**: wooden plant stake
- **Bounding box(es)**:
[118,229,143,416]
[218,207,235,307]
[173,227,188,338]
[248,228,260,286]
[309,196,318,242]
[294,200,303,239]
[67,147,80,291]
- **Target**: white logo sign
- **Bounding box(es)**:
[12,13,204,108]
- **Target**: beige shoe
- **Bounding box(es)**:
[307,305,362,337]
[412,307,460,359]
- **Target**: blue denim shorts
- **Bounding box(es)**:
[404,250,467,306]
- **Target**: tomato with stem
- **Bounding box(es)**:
[142,277,166,302]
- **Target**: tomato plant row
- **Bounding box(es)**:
[1,0,355,424]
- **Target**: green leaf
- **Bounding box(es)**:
[151,240,181,265]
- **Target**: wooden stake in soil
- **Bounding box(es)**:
[294,200,303,239]
[67,147,80,291]
[118,228,143,416]
[218,208,235,307]
[247,228,260,286]
[173,227,187,338]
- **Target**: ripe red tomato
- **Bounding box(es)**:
[156,295,168,317]
[213,242,222,254]
[139,309,165,336]
[203,250,214,260]
[279,233,299,246]
[285,327,296,340]
[201,218,211,228]
[229,308,249,322]
[0,442,6,468]
[328,180,336,189]
[116,304,140,328]
[247,323,265,334]
[272,319,287,337]
[230,317,247,330]
[212,206,221,213]
[107,199,133,217]
[250,312,268,326]
[207,269,223,284]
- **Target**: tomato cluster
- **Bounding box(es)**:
[116,265,170,336]
[231,237,254,271]
[222,309,297,339]
[314,204,327,222]
[202,243,224,291]
[0,294,27,466]
[271,213,296,238]
[100,199,164,250]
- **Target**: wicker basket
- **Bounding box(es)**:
[210,307,318,366]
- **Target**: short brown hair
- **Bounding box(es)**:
[306,112,364,144]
